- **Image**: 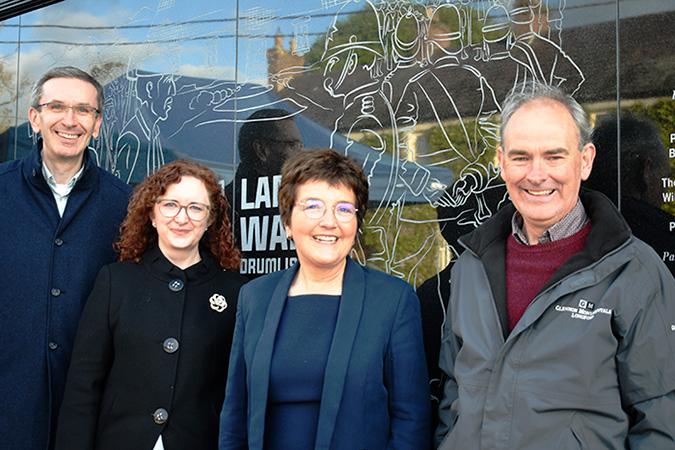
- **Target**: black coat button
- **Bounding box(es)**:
[153,408,168,424]
[163,337,179,354]
[55,238,64,246]
[48,342,58,350]
[168,279,184,292]
[51,288,61,297]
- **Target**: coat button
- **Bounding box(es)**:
[55,238,64,246]
[168,279,184,292]
[163,337,179,354]
[48,342,58,350]
[51,288,61,297]
[153,408,168,424]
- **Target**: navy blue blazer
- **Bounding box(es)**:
[219,257,430,450]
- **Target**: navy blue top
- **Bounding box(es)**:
[264,294,340,450]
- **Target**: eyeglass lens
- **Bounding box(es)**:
[301,198,356,222]
[40,102,98,117]
[157,199,209,220]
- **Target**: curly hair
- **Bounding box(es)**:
[278,148,369,229]
[115,160,240,270]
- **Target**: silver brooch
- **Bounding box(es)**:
[209,293,228,312]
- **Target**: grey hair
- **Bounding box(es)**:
[30,66,105,116]
[500,82,591,151]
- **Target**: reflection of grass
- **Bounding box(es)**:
[354,202,449,288]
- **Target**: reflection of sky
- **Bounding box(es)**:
[3,0,674,79]
[0,0,356,80]
[0,0,673,122]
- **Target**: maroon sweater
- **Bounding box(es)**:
[505,221,592,332]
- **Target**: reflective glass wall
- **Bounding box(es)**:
[1,0,673,286]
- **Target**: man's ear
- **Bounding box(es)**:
[497,146,505,180]
[252,140,269,164]
[28,107,41,134]
[580,143,596,181]
[91,114,103,139]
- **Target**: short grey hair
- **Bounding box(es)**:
[30,66,105,116]
[500,82,591,151]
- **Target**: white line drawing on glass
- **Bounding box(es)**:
[109,71,177,183]
[269,0,584,281]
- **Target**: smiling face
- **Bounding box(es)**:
[28,77,102,167]
[153,176,212,266]
[284,180,358,274]
[498,99,595,243]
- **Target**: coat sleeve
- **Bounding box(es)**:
[385,283,431,450]
[54,266,115,450]
[219,289,249,450]
[618,266,675,449]
[435,268,462,449]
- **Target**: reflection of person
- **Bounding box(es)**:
[416,177,507,449]
[224,108,304,279]
[55,160,247,450]
[585,111,675,277]
[219,148,430,449]
[436,82,675,449]
[0,66,132,450]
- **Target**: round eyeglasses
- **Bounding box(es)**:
[37,101,100,118]
[297,198,357,223]
[156,199,211,221]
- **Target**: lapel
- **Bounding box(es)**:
[59,149,97,231]
[314,257,365,450]
[248,264,297,450]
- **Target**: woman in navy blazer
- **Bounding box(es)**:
[219,148,429,450]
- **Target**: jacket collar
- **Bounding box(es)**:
[22,139,102,228]
[141,244,218,284]
[459,189,633,340]
[24,139,99,194]
[460,189,631,258]
[248,257,365,450]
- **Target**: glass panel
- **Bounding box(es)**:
[0,0,671,281]
[584,0,675,277]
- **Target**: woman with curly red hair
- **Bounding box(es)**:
[56,160,248,450]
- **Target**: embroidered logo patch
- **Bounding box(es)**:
[209,293,228,312]
[554,299,611,321]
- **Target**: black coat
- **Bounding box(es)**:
[55,246,248,450]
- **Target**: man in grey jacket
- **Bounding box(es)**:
[436,82,675,449]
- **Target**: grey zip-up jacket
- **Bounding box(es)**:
[436,190,675,449]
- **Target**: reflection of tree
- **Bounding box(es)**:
[627,99,675,216]
[425,119,497,172]
[0,59,30,134]
[86,61,128,86]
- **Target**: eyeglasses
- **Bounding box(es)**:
[297,199,358,223]
[156,199,211,221]
[37,102,100,118]
[270,139,304,150]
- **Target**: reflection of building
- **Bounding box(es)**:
[267,30,305,91]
